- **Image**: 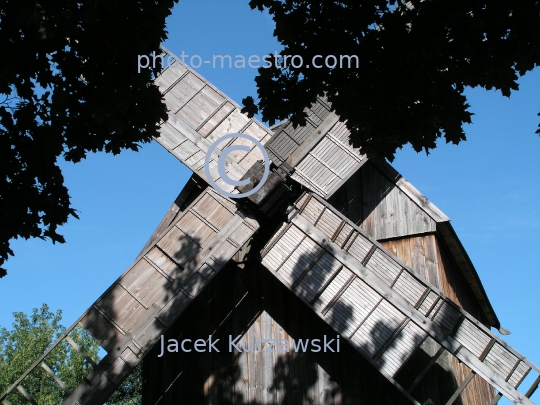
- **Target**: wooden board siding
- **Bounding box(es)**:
[437,233,498,404]
[380,235,441,290]
[381,235,496,404]
[260,192,537,405]
[142,262,409,405]
[329,160,499,331]
[60,189,259,405]
[328,161,437,240]
[154,48,273,195]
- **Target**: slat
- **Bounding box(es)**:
[66,336,99,369]
[41,362,72,394]
[16,386,38,405]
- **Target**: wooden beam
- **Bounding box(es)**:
[525,375,540,398]
[445,371,476,405]
[66,336,98,368]
[489,393,504,405]
[41,362,72,395]
[489,374,540,405]
[16,386,38,405]
[407,346,446,393]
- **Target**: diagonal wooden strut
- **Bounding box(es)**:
[407,346,446,394]
[491,375,540,405]
[445,371,476,405]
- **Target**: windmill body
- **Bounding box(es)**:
[1,49,538,405]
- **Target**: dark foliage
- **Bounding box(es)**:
[0,0,178,273]
[243,0,540,159]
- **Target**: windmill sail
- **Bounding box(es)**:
[0,189,258,405]
[261,192,539,405]
[154,47,273,196]
[265,98,366,199]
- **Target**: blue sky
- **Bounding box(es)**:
[1,1,538,403]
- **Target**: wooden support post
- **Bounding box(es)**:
[407,346,446,393]
[66,336,97,368]
[16,386,38,405]
[41,362,72,394]
[445,371,476,405]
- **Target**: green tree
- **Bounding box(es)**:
[0,304,141,404]
[0,0,179,276]
[243,0,540,160]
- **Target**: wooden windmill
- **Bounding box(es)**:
[2,48,539,405]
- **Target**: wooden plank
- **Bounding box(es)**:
[66,336,98,368]
[454,318,492,358]
[350,299,406,358]
[407,346,446,393]
[392,270,427,307]
[508,362,532,388]
[431,302,462,334]
[154,65,188,92]
[298,258,342,304]
[370,158,450,223]
[94,283,147,333]
[41,362,72,394]
[335,278,382,338]
[166,72,205,108]
[80,307,123,352]
[119,261,170,309]
[144,247,183,279]
[16,386,38,405]
[377,320,427,377]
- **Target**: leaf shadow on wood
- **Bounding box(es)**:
[140,223,467,405]
[142,258,412,404]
